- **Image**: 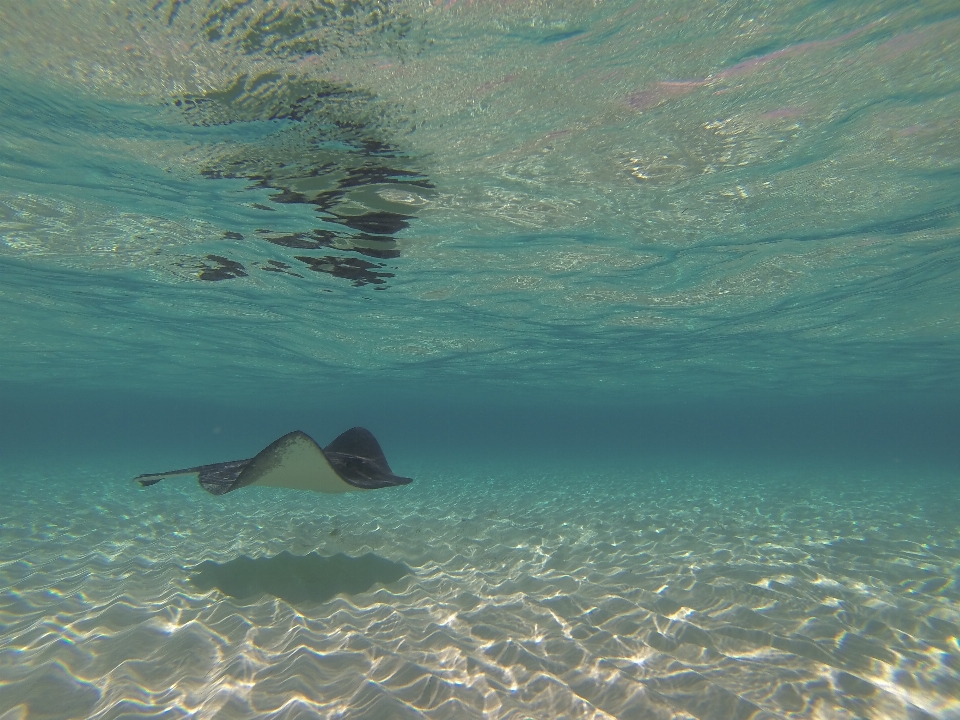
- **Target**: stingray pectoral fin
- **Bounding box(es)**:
[323,427,413,489]
[233,431,362,493]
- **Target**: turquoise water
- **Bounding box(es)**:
[1,1,959,718]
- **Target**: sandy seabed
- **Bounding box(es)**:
[1,461,959,720]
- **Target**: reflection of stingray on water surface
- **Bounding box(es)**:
[176,71,433,289]
[190,551,412,604]
[151,0,434,288]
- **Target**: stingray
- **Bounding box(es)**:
[135,427,412,495]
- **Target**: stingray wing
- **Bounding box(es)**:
[322,426,413,490]
[233,431,358,493]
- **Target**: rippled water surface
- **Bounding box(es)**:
[1,0,959,717]
[2,0,958,396]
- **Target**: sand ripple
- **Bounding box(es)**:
[1,465,959,718]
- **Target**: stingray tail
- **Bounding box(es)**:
[134,468,201,487]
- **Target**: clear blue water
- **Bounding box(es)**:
[1,1,959,718]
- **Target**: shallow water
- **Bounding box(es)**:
[2,0,960,718]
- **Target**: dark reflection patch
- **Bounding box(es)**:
[331,211,414,236]
[158,1,430,289]
[194,255,248,282]
[259,231,325,250]
[346,235,400,260]
[295,255,392,287]
[256,229,400,260]
[174,72,430,288]
[260,260,303,278]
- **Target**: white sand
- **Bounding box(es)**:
[1,464,959,719]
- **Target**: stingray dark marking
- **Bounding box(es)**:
[135,427,412,495]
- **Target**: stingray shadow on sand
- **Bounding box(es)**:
[189,551,412,605]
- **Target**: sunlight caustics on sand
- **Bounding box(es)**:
[1,467,958,719]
